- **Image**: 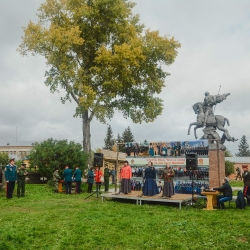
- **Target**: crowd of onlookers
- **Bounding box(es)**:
[125,141,209,157]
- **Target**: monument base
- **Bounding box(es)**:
[208,149,225,188]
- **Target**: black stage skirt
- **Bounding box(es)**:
[162,181,174,197]
[121,179,131,194]
[143,178,159,196]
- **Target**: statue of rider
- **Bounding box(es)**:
[203,91,230,127]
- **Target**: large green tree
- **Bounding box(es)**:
[103,124,114,150]
[236,135,250,156]
[18,0,180,163]
[28,138,88,179]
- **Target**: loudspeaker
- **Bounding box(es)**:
[186,153,197,170]
[93,153,104,167]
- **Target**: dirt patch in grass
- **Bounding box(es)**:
[237,236,248,243]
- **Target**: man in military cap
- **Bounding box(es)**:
[104,163,111,192]
[17,162,28,197]
[4,158,17,198]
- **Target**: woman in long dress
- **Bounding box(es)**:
[161,164,175,198]
[143,162,159,196]
[120,161,132,194]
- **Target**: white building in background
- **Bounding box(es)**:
[0,141,38,161]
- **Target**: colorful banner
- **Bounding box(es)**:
[128,157,209,166]
[125,140,209,157]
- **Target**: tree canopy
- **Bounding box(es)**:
[18,0,180,162]
[236,135,250,156]
[28,138,88,179]
[225,149,232,157]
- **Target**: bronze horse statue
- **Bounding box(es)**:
[188,102,237,144]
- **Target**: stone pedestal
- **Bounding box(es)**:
[208,150,225,188]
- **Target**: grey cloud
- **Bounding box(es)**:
[1,0,250,155]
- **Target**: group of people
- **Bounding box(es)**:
[3,158,29,198]
[211,165,250,209]
[86,164,116,193]
[53,165,82,194]
[119,161,175,198]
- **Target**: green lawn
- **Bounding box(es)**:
[0,184,249,250]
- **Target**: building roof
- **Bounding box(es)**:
[0,141,39,147]
[225,157,250,163]
[100,149,126,161]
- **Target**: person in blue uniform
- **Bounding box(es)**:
[87,167,94,193]
[5,158,17,199]
[143,162,159,196]
[63,165,72,194]
[73,166,82,193]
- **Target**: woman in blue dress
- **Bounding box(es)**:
[143,162,159,196]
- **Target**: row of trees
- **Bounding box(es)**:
[103,125,135,153]
[1,133,249,180]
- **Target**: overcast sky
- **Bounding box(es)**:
[1,0,250,155]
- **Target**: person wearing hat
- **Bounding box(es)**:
[242,165,250,205]
[63,165,73,194]
[17,163,28,197]
[104,164,111,192]
[73,166,82,194]
[4,158,17,198]
[212,177,232,209]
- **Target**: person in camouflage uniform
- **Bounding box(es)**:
[53,168,61,193]
[17,163,28,197]
[235,167,242,180]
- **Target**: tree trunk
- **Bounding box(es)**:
[82,110,92,167]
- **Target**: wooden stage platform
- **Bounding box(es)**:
[101,191,192,209]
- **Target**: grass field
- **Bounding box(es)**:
[0,182,249,250]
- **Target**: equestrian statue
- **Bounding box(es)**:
[188,91,238,150]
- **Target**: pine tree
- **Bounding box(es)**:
[103,125,114,150]
[236,135,250,156]
[122,126,134,143]
[120,126,135,153]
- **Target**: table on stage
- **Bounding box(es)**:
[201,191,219,210]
